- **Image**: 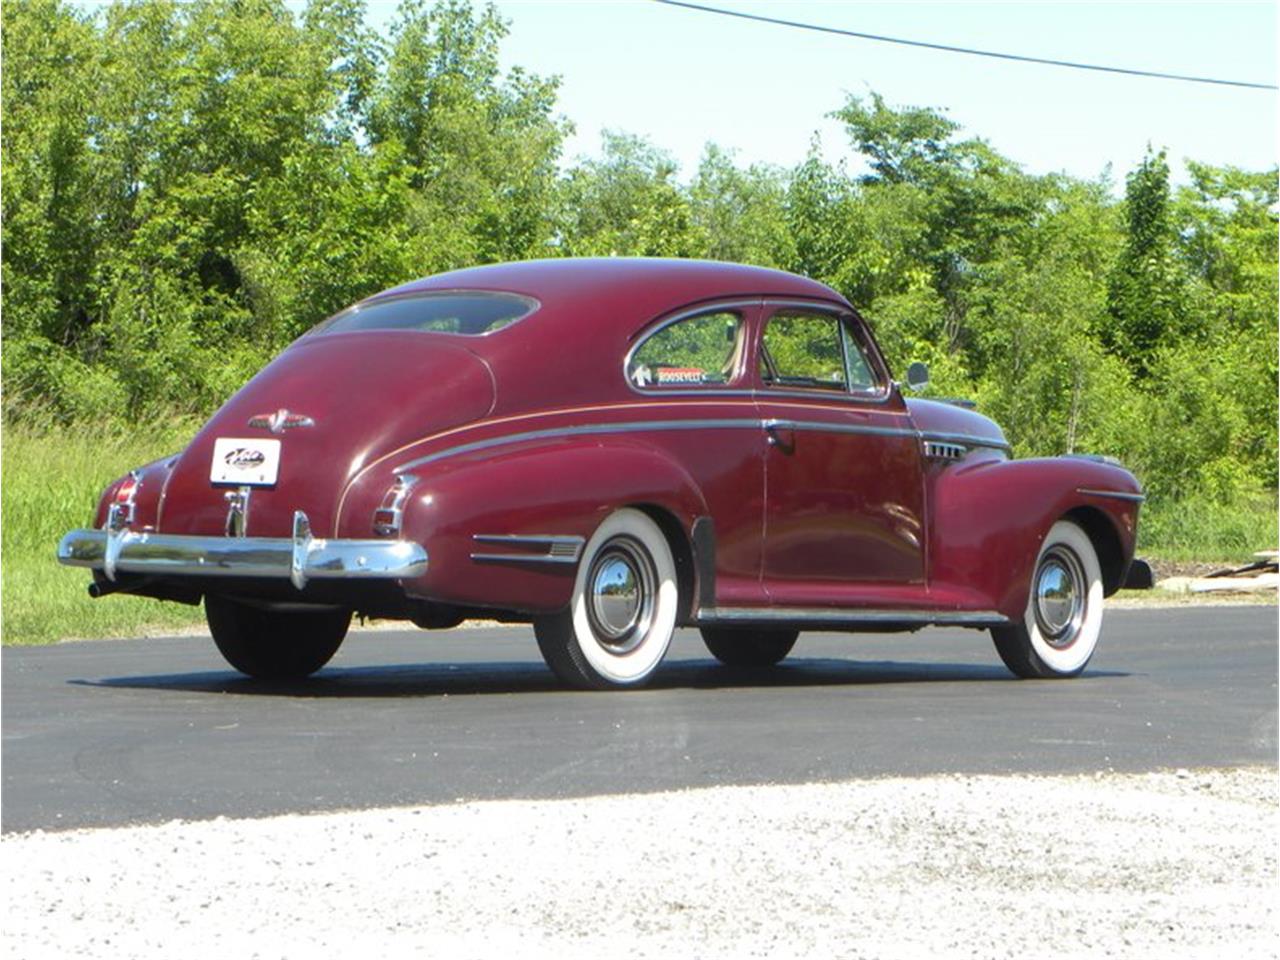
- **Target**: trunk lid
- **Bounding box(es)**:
[160,333,495,537]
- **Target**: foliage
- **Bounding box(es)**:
[1,419,207,644]
[2,0,1277,627]
[554,131,698,257]
[1105,149,1191,376]
[1,0,566,418]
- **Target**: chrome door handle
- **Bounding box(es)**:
[764,419,796,450]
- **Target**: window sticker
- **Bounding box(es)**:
[654,367,706,385]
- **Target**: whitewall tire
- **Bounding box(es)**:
[991,519,1104,679]
[534,508,679,690]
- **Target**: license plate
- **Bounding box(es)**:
[210,438,282,486]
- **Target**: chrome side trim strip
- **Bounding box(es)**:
[58,517,428,587]
[395,419,766,472]
[1077,487,1146,503]
[697,606,1011,627]
[470,534,585,566]
[470,553,580,565]
[393,417,941,473]
[780,419,917,441]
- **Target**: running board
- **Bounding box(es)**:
[696,607,1010,629]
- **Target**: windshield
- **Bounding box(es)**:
[310,291,538,337]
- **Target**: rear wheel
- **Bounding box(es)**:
[700,627,798,667]
[535,509,679,690]
[205,595,351,680]
[991,520,1104,679]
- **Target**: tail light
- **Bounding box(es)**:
[373,474,419,537]
[106,472,140,531]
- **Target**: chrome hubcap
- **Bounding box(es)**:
[1034,546,1086,648]
[587,537,655,654]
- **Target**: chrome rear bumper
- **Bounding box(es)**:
[57,511,428,591]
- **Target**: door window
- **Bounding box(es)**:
[760,313,847,391]
[761,311,883,395]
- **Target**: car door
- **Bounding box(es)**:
[625,300,770,607]
[753,302,926,606]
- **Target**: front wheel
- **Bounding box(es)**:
[991,520,1104,679]
[535,508,679,690]
[205,595,351,680]
[701,627,798,667]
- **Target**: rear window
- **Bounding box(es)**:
[310,291,538,337]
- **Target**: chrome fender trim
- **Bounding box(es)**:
[57,511,428,590]
[1076,487,1146,503]
[470,534,585,565]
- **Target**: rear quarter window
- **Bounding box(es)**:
[627,311,745,388]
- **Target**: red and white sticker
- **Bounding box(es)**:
[654,367,705,384]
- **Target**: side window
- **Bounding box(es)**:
[760,313,847,391]
[841,322,878,392]
[628,311,744,388]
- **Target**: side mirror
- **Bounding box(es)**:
[905,361,929,392]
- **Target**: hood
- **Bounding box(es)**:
[160,332,495,537]
[906,397,1008,451]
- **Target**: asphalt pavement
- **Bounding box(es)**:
[3,605,1276,832]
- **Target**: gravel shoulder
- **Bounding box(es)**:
[6,767,1276,959]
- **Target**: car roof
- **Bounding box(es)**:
[369,258,848,326]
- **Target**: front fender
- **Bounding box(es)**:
[930,456,1142,619]
[381,440,710,613]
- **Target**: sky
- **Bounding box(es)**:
[362,0,1278,186]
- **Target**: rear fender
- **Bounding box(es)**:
[930,457,1141,618]
[93,454,180,532]
[359,440,709,614]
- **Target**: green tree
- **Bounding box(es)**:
[556,131,698,257]
[1105,148,1192,376]
[688,145,792,267]
[366,0,566,265]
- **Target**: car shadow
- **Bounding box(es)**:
[69,657,1128,698]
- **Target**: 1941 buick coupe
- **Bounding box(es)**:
[58,258,1148,689]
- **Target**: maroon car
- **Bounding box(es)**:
[58,258,1146,688]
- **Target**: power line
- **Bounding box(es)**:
[653,0,1278,91]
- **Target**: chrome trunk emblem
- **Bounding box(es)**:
[248,409,315,433]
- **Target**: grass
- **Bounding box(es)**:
[2,420,206,645]
[1138,491,1278,564]
[2,421,1276,645]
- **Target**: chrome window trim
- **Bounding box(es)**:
[1076,487,1146,503]
[623,299,761,396]
[697,606,1010,627]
